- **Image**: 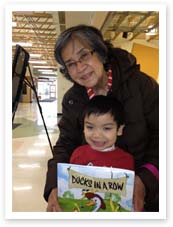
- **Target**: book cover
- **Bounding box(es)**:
[57,163,135,212]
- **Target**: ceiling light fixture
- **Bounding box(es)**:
[12,42,32,47]
[38,69,54,72]
[41,71,57,75]
[29,60,47,64]
[32,65,57,69]
[30,54,42,58]
[146,25,158,36]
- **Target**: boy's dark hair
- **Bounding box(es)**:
[83,95,125,127]
[54,24,112,81]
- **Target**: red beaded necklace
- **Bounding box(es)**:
[86,69,112,99]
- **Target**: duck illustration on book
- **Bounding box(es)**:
[84,192,106,212]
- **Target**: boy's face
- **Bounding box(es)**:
[84,113,123,151]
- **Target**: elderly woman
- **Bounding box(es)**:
[44,24,159,212]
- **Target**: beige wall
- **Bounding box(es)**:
[57,73,72,113]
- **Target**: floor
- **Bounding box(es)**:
[12,100,59,212]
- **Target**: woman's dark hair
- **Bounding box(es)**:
[82,95,125,128]
[54,24,113,81]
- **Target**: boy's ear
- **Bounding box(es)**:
[117,124,125,136]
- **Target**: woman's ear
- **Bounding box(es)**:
[117,124,125,136]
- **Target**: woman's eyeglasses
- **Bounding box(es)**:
[64,49,95,73]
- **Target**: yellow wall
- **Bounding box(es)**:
[132,43,159,81]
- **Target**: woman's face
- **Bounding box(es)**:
[61,39,107,88]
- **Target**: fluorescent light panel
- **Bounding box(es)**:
[38,69,54,72]
[29,60,47,64]
[41,71,57,75]
[12,42,32,47]
[30,54,42,58]
[33,65,57,69]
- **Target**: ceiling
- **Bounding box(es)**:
[12,11,159,78]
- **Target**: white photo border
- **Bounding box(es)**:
[5,2,166,220]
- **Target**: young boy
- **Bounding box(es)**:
[70,95,134,171]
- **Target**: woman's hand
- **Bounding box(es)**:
[133,175,146,211]
[46,188,62,212]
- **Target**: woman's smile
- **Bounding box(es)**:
[80,71,93,81]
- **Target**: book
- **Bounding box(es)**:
[57,163,135,212]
